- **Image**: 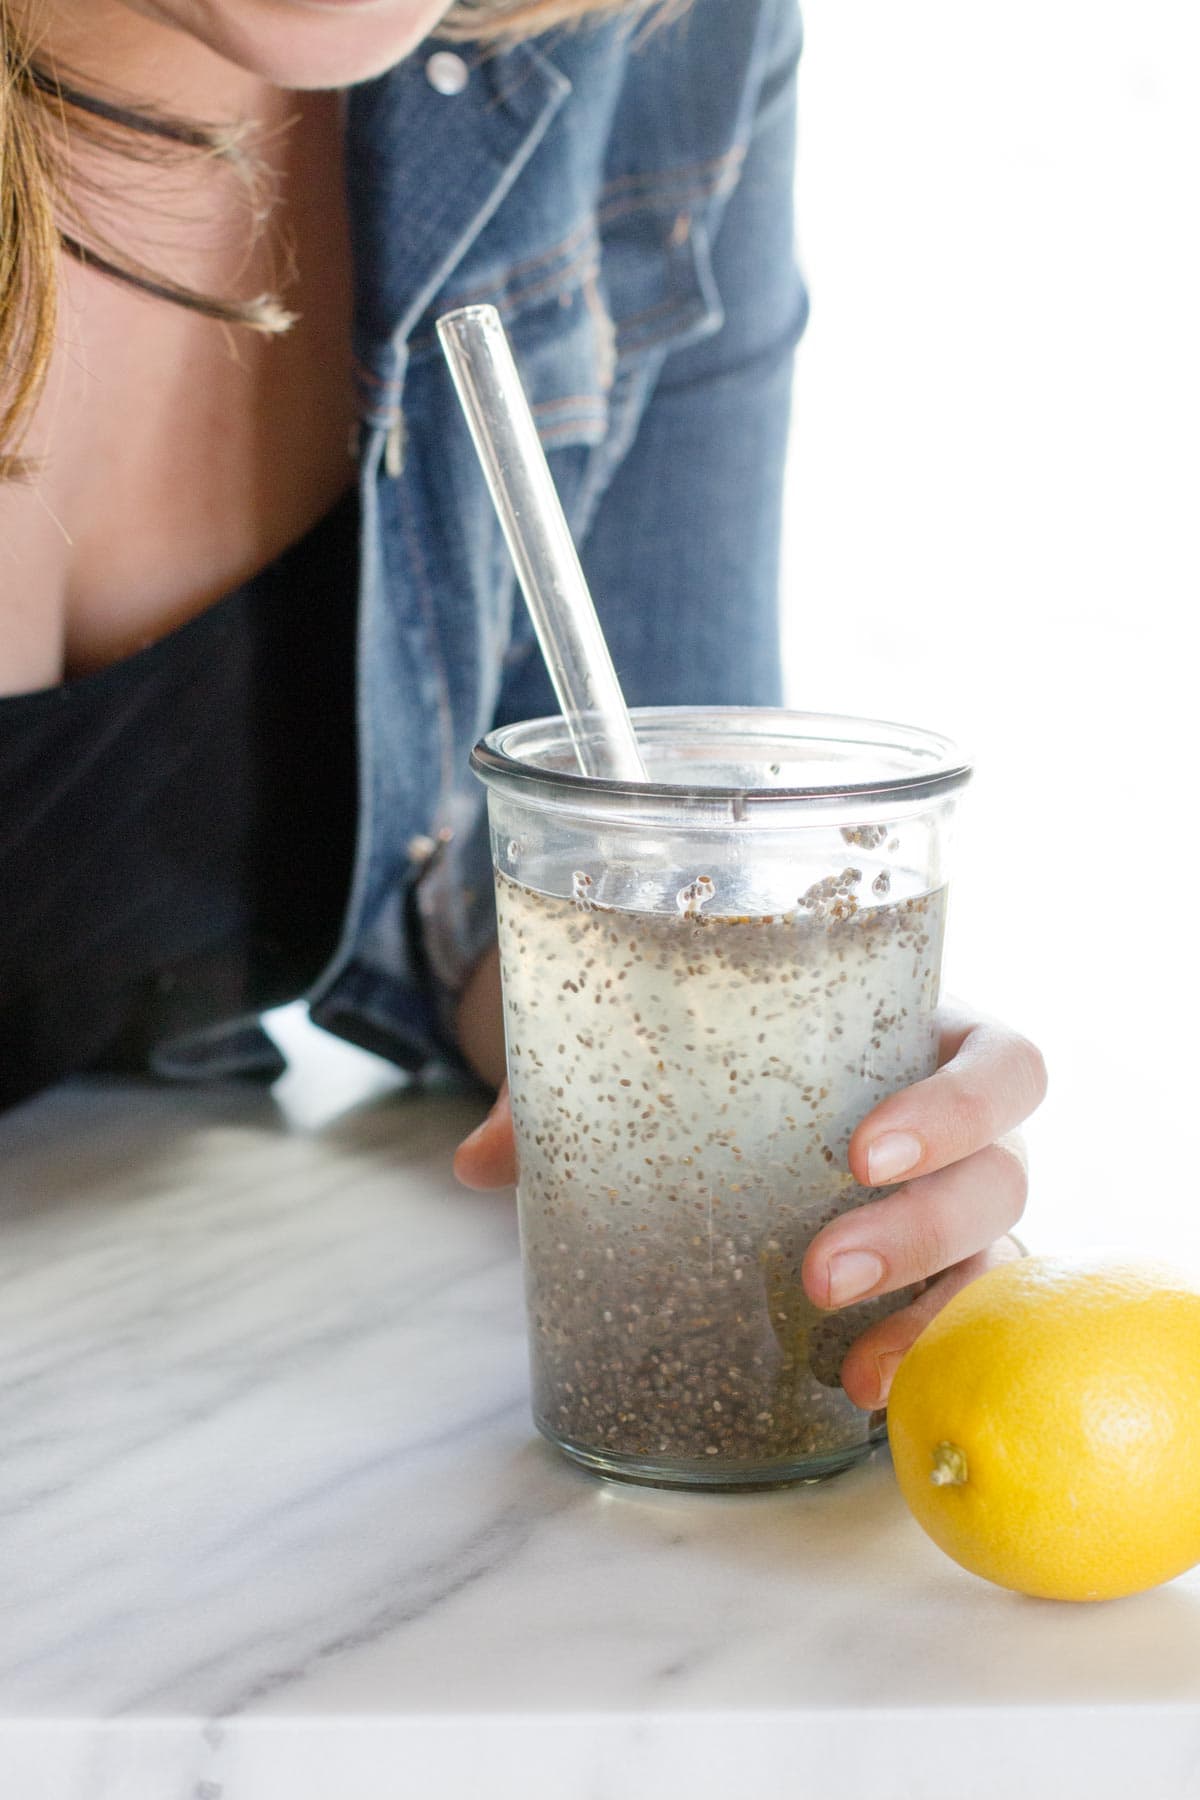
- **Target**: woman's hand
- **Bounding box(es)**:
[452,941,507,1092]
[453,980,1047,1408]
[452,943,515,1188]
[800,1007,1046,1410]
[453,1080,516,1191]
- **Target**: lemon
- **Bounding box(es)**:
[887,1255,1200,1601]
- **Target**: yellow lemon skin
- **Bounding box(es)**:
[887,1255,1200,1602]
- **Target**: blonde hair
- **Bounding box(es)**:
[0,0,665,480]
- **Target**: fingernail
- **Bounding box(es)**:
[867,1130,923,1184]
[873,1349,903,1405]
[827,1248,886,1307]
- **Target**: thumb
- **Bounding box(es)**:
[453,1084,516,1190]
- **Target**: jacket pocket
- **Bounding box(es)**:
[406,218,613,453]
[596,145,744,366]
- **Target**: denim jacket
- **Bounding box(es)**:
[272,0,806,1078]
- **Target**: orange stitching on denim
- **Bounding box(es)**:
[538,421,606,447]
[436,247,600,321]
[407,245,601,354]
[617,292,707,334]
[467,215,597,291]
[450,246,600,319]
[531,394,606,415]
[618,315,714,357]
[353,358,397,391]
[431,218,598,321]
[599,144,745,204]
[598,160,743,227]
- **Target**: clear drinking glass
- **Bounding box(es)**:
[472,708,971,1489]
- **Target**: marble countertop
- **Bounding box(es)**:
[2,1031,1198,1800]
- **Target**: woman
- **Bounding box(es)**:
[0,0,1045,1408]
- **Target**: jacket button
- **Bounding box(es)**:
[425,51,469,96]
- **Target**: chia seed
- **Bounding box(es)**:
[496,870,946,1485]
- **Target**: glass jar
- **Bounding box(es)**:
[472,708,970,1488]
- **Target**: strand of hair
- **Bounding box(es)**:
[29,64,245,156]
[58,232,296,334]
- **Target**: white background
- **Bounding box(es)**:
[781,0,1200,1263]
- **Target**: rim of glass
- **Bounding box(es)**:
[471,707,972,819]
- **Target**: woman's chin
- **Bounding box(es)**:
[188,0,455,89]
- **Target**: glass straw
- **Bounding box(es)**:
[436,304,647,783]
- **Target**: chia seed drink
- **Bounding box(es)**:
[473,708,970,1488]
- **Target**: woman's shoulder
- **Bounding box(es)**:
[349,1,797,216]
[346,1,798,362]
[595,0,801,170]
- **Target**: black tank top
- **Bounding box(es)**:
[0,490,359,1113]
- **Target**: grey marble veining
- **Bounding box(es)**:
[1,1055,1199,1798]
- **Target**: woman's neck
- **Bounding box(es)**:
[17,0,309,313]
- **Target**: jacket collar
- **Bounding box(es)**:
[345,39,572,425]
